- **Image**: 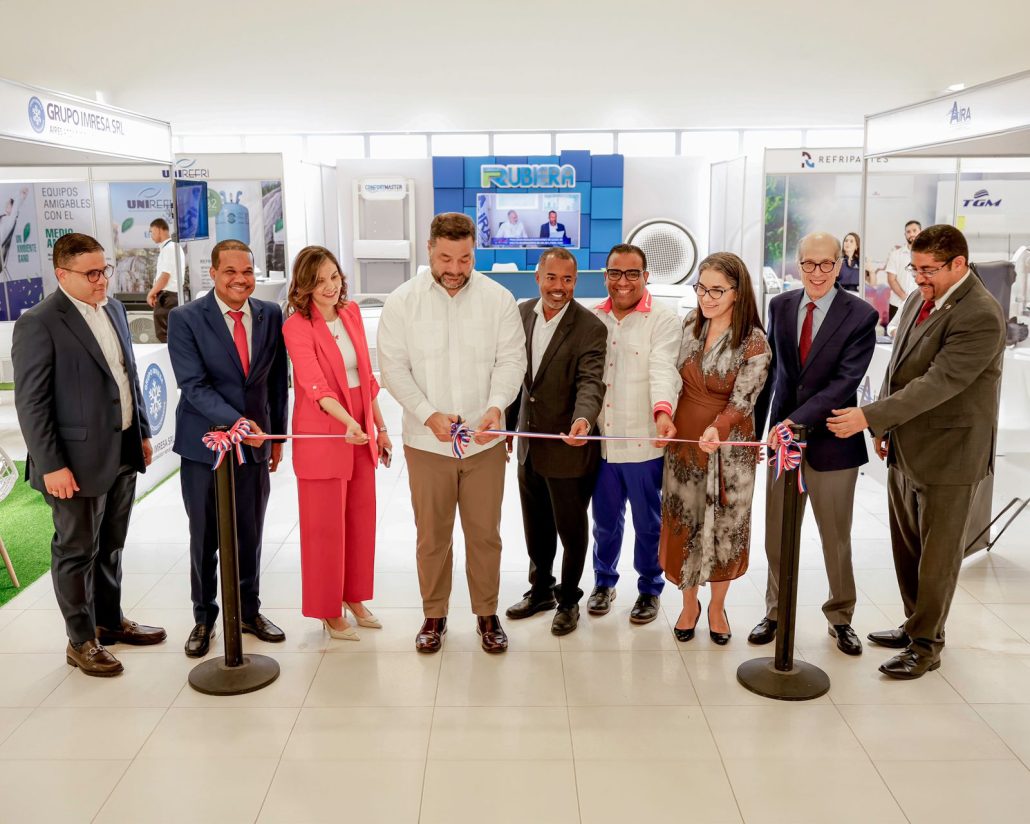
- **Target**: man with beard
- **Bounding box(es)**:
[377,212,526,653]
[884,220,921,323]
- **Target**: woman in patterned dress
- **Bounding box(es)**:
[658,252,770,644]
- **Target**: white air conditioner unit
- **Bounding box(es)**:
[127,311,158,344]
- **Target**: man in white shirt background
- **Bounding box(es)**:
[377,212,526,654]
[146,217,186,343]
[884,219,921,323]
[588,243,681,624]
[495,209,529,241]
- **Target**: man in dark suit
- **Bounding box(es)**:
[168,239,289,657]
[829,224,1006,678]
[13,233,166,677]
[539,210,570,244]
[504,248,607,634]
[751,233,879,656]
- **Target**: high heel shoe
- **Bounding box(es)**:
[709,607,732,645]
[673,599,703,642]
[345,602,382,629]
[321,618,359,641]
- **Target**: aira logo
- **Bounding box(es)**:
[948,101,972,125]
[962,189,1001,208]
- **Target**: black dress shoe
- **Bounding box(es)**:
[506,594,558,620]
[185,623,214,658]
[868,627,911,649]
[673,599,702,642]
[415,617,447,653]
[629,593,660,625]
[829,624,863,656]
[747,618,777,645]
[551,604,579,636]
[879,649,941,680]
[709,608,732,645]
[241,614,286,643]
[477,615,508,653]
[587,586,616,616]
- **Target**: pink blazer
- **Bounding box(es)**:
[283,301,380,480]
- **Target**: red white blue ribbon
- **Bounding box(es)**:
[202,418,251,470]
[767,422,807,493]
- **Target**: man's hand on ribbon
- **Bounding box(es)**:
[242,419,265,447]
[425,411,460,443]
[827,407,868,439]
[473,407,503,445]
[698,425,721,455]
[767,419,794,449]
[562,418,590,447]
[653,412,677,448]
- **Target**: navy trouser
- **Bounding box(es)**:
[590,457,665,596]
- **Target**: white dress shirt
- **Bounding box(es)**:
[378,267,526,458]
[60,287,133,430]
[531,299,570,379]
[884,245,915,308]
[213,292,253,358]
[156,239,186,292]
[495,220,528,239]
[593,290,682,463]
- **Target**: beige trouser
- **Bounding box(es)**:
[405,444,506,617]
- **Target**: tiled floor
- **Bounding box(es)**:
[4,392,1030,822]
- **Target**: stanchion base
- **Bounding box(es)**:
[188,654,280,696]
[736,657,830,701]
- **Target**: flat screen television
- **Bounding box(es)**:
[476,192,580,250]
[175,180,210,241]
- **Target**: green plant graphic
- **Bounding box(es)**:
[22,223,31,242]
[121,218,134,233]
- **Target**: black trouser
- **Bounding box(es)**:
[46,447,137,645]
[154,290,179,343]
[517,453,597,607]
[180,456,270,626]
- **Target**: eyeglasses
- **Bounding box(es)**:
[694,284,735,299]
[905,258,954,278]
[799,259,840,274]
[61,264,114,283]
[605,268,643,282]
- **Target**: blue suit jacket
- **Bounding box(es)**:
[539,222,569,241]
[167,291,288,465]
[754,287,878,472]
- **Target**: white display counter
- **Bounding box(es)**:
[132,343,179,496]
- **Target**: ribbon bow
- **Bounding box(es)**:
[450,421,472,459]
[769,422,807,493]
[202,418,252,470]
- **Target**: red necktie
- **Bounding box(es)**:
[799,301,816,364]
[915,299,935,326]
[228,310,250,376]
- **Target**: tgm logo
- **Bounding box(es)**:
[962,188,1002,208]
[28,96,45,133]
[143,363,167,435]
[801,151,815,169]
[948,101,972,125]
[480,163,576,189]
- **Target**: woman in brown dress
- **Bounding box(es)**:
[659,252,770,644]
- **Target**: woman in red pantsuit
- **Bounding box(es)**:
[283,246,391,640]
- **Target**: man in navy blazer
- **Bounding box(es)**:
[13,233,166,677]
[751,232,878,656]
[539,210,570,244]
[168,239,289,657]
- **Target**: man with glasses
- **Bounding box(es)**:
[751,233,878,656]
[588,243,681,624]
[13,233,166,677]
[828,224,1005,679]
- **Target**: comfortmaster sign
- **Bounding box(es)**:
[481,164,576,189]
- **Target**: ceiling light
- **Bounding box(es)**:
[946,83,965,92]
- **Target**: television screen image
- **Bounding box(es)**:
[476,193,581,250]
[175,180,210,241]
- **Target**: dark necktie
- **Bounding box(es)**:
[799,301,816,364]
[915,299,935,326]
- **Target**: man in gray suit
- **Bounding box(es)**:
[504,248,607,635]
[828,224,1005,679]
[13,233,166,677]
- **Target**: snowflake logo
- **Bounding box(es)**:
[143,363,167,435]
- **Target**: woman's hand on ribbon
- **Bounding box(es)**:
[344,418,369,446]
[562,418,591,447]
[425,411,460,443]
[241,419,265,447]
[473,407,503,445]
[652,412,677,448]
[698,425,721,454]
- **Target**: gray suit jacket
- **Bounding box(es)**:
[863,273,1005,486]
[505,299,607,478]
[13,290,151,497]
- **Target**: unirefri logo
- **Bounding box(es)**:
[962,189,1002,208]
[143,363,167,435]
[948,101,972,125]
[28,97,45,133]
[801,151,815,169]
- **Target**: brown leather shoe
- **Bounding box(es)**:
[415,617,447,653]
[97,618,167,646]
[477,615,508,653]
[66,639,124,677]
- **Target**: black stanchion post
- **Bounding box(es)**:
[188,429,280,695]
[737,424,830,700]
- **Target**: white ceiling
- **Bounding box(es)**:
[3,0,1029,136]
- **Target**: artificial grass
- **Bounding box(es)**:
[0,461,54,607]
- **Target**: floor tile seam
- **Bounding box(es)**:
[557,631,585,824]
[86,759,135,824]
[695,695,747,823]
[417,632,446,824]
[962,702,1030,764]
[981,603,1030,643]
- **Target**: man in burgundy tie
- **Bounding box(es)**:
[752,233,879,656]
[828,225,1006,679]
[167,240,289,657]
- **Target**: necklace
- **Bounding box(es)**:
[329,317,343,340]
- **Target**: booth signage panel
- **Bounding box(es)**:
[765,148,869,174]
[481,163,576,189]
[866,72,1030,156]
[359,179,407,200]
[133,343,178,497]
[936,179,1030,234]
[0,79,171,163]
